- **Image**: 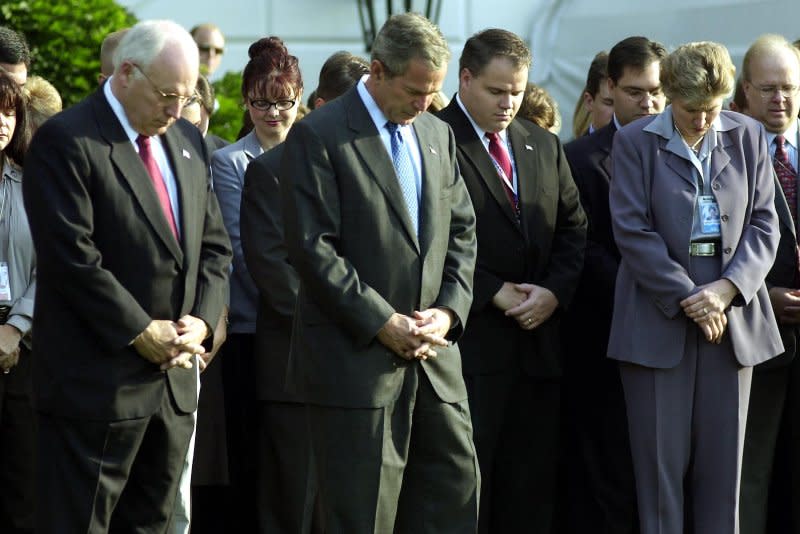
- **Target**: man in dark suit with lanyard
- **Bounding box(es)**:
[437,28,586,533]
[23,20,231,533]
[561,36,666,534]
[279,12,479,534]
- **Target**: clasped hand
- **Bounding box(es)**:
[132,315,209,371]
[0,324,22,373]
[680,279,738,344]
[493,282,558,330]
[377,308,452,361]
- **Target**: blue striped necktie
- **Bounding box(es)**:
[385,121,419,235]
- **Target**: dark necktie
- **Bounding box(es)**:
[775,134,797,224]
[486,132,518,215]
[385,122,419,235]
[136,135,178,240]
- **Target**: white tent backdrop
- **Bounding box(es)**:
[120,0,800,139]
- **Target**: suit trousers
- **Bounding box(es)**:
[307,363,480,534]
[35,381,195,534]
[257,401,322,534]
[0,345,34,534]
[739,362,790,534]
[465,372,560,534]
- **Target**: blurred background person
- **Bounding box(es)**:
[181,74,227,151]
[609,41,781,534]
[0,69,35,534]
[23,75,61,132]
[728,76,748,113]
[191,23,225,78]
[571,51,612,138]
[98,29,128,85]
[518,81,562,133]
[562,36,666,534]
[240,47,367,534]
[738,34,800,534]
[211,35,303,533]
[0,26,28,86]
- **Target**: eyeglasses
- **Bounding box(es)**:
[198,45,224,56]
[132,63,197,106]
[620,86,664,103]
[752,84,799,100]
[249,98,296,111]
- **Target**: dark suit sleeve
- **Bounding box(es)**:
[241,152,299,323]
[433,128,477,337]
[565,143,618,301]
[23,121,152,349]
[538,137,587,309]
[189,166,232,337]
[280,120,396,346]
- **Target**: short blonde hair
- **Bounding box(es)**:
[661,41,735,105]
[24,75,62,131]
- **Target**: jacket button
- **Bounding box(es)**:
[723,247,732,254]
[721,214,729,222]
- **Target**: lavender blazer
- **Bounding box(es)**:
[607,108,783,368]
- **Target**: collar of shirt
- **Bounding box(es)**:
[356,77,423,188]
[103,77,182,234]
[612,114,624,132]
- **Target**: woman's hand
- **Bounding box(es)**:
[680,278,739,343]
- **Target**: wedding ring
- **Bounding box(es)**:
[525,318,532,325]
[702,307,708,315]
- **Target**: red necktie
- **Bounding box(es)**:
[136,135,179,240]
[775,134,797,224]
[485,132,518,213]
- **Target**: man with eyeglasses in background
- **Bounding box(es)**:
[561,35,666,534]
[739,33,800,534]
[191,23,225,78]
[23,20,231,533]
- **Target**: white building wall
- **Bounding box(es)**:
[119,0,800,138]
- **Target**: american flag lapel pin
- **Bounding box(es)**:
[182,149,191,159]
[429,145,437,155]
[525,144,533,151]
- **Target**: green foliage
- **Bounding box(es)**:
[0,0,136,108]
[210,71,244,142]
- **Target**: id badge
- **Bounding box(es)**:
[0,262,11,301]
[698,195,721,235]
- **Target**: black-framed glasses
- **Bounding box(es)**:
[198,45,224,56]
[132,63,197,106]
[249,98,296,111]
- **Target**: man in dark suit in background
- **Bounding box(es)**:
[23,20,231,533]
[739,34,800,534]
[240,50,368,534]
[437,29,586,533]
[561,36,666,534]
[280,12,479,533]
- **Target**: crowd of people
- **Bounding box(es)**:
[0,10,799,534]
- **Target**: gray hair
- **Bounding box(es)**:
[113,20,198,73]
[371,12,450,77]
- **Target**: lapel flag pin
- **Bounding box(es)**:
[182,149,191,159]
[525,144,533,151]
[429,146,437,155]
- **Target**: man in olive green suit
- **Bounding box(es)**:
[279,13,479,534]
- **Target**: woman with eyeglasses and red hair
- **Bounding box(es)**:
[209,35,304,533]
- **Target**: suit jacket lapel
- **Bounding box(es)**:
[710,128,733,185]
[598,122,616,179]
[94,93,183,262]
[160,127,192,264]
[347,92,420,251]
[414,116,440,254]
[508,120,538,240]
